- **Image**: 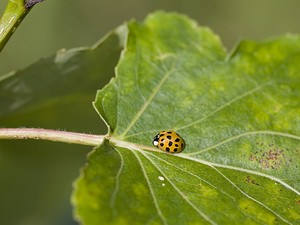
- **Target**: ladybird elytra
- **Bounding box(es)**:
[152,130,185,153]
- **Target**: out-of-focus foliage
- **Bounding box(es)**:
[0,7,123,224]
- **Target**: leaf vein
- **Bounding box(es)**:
[178,154,300,196]
[144,151,236,201]
[185,130,300,156]
[110,137,300,195]
[109,148,124,216]
[177,82,272,131]
[131,149,168,225]
[212,166,294,225]
[140,150,218,225]
[120,68,175,137]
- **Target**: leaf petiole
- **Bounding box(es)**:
[0,128,104,146]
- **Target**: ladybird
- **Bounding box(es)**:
[152,130,185,153]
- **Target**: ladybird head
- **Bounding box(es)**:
[152,133,160,147]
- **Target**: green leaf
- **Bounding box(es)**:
[73,12,300,225]
[0,26,126,116]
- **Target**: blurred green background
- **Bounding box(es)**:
[1,0,300,225]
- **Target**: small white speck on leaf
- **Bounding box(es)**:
[158,176,165,181]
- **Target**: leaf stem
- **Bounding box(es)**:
[0,0,29,52]
[0,128,105,146]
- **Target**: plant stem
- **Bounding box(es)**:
[0,128,105,146]
[0,0,28,52]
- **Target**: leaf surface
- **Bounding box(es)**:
[0,26,125,116]
[74,12,300,225]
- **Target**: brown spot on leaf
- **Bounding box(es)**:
[245,176,259,186]
[249,141,291,170]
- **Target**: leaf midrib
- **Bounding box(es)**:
[110,132,300,196]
